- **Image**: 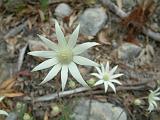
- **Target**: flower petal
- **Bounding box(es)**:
[109,65,118,75]
[68,62,88,87]
[91,73,102,79]
[95,67,103,76]
[68,24,80,48]
[105,61,110,72]
[37,34,58,50]
[40,64,61,84]
[104,82,109,93]
[108,82,116,93]
[73,56,99,66]
[28,51,56,58]
[100,64,105,74]
[32,58,58,72]
[94,80,104,86]
[61,65,68,91]
[73,42,99,55]
[110,79,122,85]
[153,97,160,101]
[55,20,67,46]
[111,74,123,79]
[0,110,8,116]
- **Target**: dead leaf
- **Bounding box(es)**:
[38,9,45,22]
[97,29,111,45]
[0,77,16,89]
[44,111,49,120]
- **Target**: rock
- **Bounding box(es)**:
[117,42,142,60]
[79,8,108,36]
[0,62,11,83]
[5,112,17,120]
[54,3,72,18]
[72,98,127,120]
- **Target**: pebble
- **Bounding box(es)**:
[72,98,127,120]
[5,112,17,120]
[54,3,72,18]
[79,8,108,36]
[117,42,142,60]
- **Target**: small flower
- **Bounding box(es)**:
[0,96,8,116]
[148,87,160,112]
[28,20,99,91]
[91,62,123,93]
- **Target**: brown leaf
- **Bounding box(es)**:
[0,77,16,89]
[44,111,49,120]
[98,29,111,45]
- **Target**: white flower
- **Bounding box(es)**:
[28,20,99,91]
[91,62,123,93]
[0,96,8,116]
[148,87,160,112]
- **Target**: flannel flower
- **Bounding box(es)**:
[91,62,123,93]
[0,96,8,116]
[148,87,160,112]
[28,20,99,91]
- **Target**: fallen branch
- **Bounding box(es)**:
[100,0,160,42]
[23,85,146,102]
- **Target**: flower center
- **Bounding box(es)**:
[57,48,73,64]
[103,72,110,81]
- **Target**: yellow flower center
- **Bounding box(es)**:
[103,72,110,81]
[57,48,73,64]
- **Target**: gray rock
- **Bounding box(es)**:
[6,112,17,120]
[0,62,11,83]
[79,8,108,36]
[118,42,142,60]
[72,98,127,120]
[55,3,72,18]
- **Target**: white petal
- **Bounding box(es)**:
[28,51,56,58]
[105,61,110,72]
[55,20,67,46]
[152,101,158,108]
[108,82,116,93]
[104,82,109,93]
[111,74,123,79]
[68,62,88,87]
[95,67,103,76]
[73,56,99,66]
[100,64,105,74]
[94,80,104,86]
[40,64,61,84]
[0,96,5,102]
[110,79,122,85]
[61,65,68,91]
[109,65,118,75]
[73,42,99,55]
[68,24,80,48]
[153,97,160,101]
[0,110,8,116]
[37,34,58,50]
[91,73,102,79]
[148,104,154,112]
[32,58,58,71]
